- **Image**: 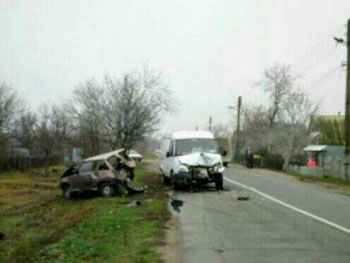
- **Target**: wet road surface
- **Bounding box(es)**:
[170,165,350,263]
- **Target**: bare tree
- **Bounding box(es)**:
[212,123,233,138]
[34,104,67,174]
[68,68,176,156]
[261,64,294,127]
[241,104,270,150]
[241,65,318,170]
[280,90,318,170]
[101,68,175,150]
[0,82,22,170]
[13,111,37,153]
[66,79,105,156]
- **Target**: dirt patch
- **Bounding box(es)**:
[156,216,181,263]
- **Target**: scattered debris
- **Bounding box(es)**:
[126,185,144,194]
[237,190,251,201]
[237,196,250,201]
[127,200,142,207]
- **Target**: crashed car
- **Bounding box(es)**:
[60,149,139,199]
[159,131,226,190]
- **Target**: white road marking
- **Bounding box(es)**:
[224,177,350,235]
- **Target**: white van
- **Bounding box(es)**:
[159,131,225,190]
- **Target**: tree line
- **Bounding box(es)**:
[0,68,175,173]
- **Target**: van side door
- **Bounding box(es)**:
[160,139,170,175]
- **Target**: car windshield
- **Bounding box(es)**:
[175,138,218,156]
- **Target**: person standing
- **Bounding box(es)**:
[245,148,254,169]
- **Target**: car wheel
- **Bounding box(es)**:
[62,185,72,200]
[99,183,115,197]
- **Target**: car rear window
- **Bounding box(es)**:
[97,161,109,171]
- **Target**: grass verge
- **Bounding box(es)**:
[283,171,350,195]
[0,162,168,263]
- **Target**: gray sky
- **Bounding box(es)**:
[0,0,349,133]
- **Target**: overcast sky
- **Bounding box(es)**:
[0,0,349,133]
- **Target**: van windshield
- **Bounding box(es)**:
[175,139,218,156]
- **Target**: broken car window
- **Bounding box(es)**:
[97,161,109,171]
[78,161,94,173]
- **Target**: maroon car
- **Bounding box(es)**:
[60,149,136,199]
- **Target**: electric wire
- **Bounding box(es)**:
[237,23,346,106]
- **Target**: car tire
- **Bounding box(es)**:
[62,184,72,200]
[99,183,115,197]
[172,181,180,190]
[162,174,171,185]
[170,172,181,190]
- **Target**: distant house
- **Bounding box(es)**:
[4,135,31,159]
[309,114,344,146]
[64,148,83,163]
[306,114,344,161]
[298,114,345,178]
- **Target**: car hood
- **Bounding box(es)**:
[177,152,222,167]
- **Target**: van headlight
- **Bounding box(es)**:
[179,165,189,173]
[212,163,223,173]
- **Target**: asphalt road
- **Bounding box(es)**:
[170,164,350,263]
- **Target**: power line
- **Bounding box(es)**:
[282,24,346,69]
[303,65,343,91]
[238,24,346,103]
[292,46,339,76]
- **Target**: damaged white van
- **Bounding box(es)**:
[159,131,225,190]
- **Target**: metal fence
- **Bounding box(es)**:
[287,156,346,179]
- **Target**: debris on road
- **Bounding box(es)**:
[237,190,251,201]
[237,196,250,201]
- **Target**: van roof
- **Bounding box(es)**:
[171,131,214,140]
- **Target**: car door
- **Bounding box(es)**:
[71,161,94,190]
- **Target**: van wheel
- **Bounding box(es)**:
[162,174,171,185]
[170,172,180,190]
[215,174,223,190]
[99,183,115,197]
[172,182,180,190]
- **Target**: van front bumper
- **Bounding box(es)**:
[171,172,192,185]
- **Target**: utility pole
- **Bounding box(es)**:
[234,96,242,161]
[208,116,212,131]
[345,18,350,181]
